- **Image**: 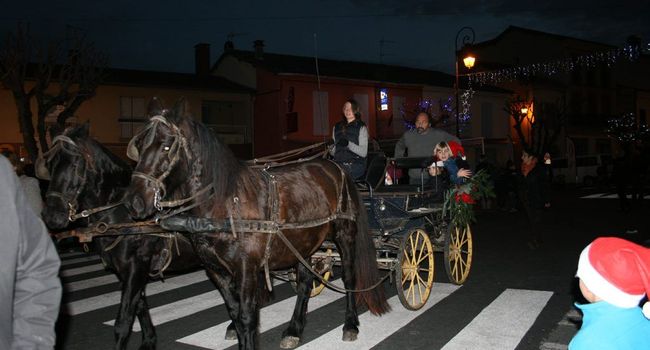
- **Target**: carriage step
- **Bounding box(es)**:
[407,207,436,214]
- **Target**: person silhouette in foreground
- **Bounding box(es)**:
[0,155,62,349]
[570,237,650,349]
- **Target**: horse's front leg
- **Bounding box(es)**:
[206,269,239,341]
[135,290,156,350]
[280,263,314,349]
[334,221,360,342]
[237,271,261,350]
[114,263,152,350]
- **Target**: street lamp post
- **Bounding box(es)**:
[454,27,476,137]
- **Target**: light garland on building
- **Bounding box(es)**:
[458,86,475,134]
[399,96,455,130]
[606,112,650,143]
[468,43,646,86]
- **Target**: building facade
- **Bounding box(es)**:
[0,59,255,160]
[467,26,650,163]
[212,40,512,165]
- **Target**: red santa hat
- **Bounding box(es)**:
[447,141,466,160]
[577,237,650,316]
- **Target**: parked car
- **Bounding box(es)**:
[551,154,612,186]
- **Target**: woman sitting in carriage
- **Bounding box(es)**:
[427,141,472,200]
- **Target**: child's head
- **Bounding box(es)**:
[434,142,452,161]
[576,237,650,316]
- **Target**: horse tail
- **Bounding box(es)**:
[346,174,391,316]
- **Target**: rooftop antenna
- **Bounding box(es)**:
[379,37,396,64]
[313,33,326,142]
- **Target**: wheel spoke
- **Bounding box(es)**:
[415,271,427,285]
[415,248,430,265]
[409,235,416,262]
[409,276,416,305]
[416,232,425,265]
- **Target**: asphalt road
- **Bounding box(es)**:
[53,187,649,350]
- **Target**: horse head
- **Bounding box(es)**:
[40,123,96,229]
[124,97,194,220]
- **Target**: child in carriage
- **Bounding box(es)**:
[427,141,472,200]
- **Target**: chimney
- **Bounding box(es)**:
[224,40,234,52]
[194,43,210,77]
[253,40,264,60]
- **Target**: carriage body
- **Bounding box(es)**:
[309,153,474,310]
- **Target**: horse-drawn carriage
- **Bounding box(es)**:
[305,153,473,310]
[41,98,482,349]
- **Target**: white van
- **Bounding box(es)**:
[551,154,612,186]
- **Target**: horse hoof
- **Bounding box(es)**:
[342,329,358,342]
[280,336,300,349]
[224,329,237,340]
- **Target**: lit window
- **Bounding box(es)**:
[380,88,389,111]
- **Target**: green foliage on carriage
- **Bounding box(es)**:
[442,170,496,228]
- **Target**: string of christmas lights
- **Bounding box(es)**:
[458,86,475,134]
[606,112,650,143]
[468,42,647,86]
[399,96,454,130]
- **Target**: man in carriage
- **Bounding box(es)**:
[394,111,459,184]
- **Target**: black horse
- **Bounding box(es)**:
[38,123,201,350]
[123,98,390,349]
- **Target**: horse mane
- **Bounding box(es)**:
[66,125,132,188]
[182,117,244,199]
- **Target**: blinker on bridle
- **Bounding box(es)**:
[129,115,192,212]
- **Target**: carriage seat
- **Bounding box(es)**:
[355,151,387,191]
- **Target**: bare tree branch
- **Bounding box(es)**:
[0,23,106,162]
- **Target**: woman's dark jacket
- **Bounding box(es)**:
[519,165,551,209]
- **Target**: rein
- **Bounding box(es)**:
[247,142,329,166]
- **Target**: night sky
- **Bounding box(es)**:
[1,0,648,74]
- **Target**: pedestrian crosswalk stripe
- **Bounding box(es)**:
[64,274,119,292]
[580,193,650,199]
[296,283,460,350]
[103,279,285,331]
[580,193,608,199]
[60,255,100,266]
[177,279,347,349]
[60,263,106,278]
[441,289,553,350]
[64,270,208,315]
[59,251,88,259]
[540,342,568,350]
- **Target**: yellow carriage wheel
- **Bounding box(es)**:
[395,229,434,310]
[310,270,331,297]
[310,248,333,297]
[444,223,473,285]
[290,248,333,297]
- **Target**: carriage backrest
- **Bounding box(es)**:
[360,151,387,190]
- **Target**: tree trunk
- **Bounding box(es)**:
[13,91,39,162]
[36,105,49,154]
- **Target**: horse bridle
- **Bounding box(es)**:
[43,135,92,221]
[129,115,193,211]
